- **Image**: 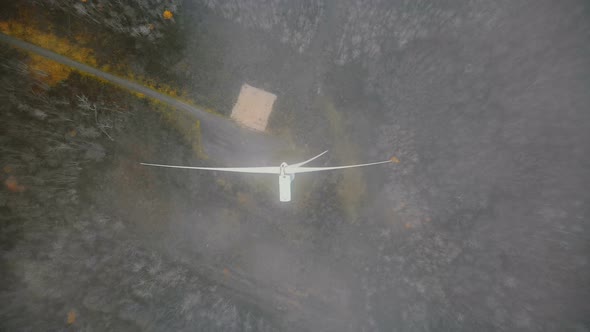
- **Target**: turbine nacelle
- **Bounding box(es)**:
[279,162,289,175]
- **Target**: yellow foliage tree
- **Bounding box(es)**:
[0,17,217,114]
[66,310,76,325]
[28,54,71,86]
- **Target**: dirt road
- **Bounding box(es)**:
[0,32,286,166]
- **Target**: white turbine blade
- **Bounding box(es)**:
[140,163,280,174]
[288,160,392,174]
[290,150,329,168]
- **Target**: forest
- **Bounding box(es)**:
[1,0,589,331]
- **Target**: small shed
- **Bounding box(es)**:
[230,84,276,132]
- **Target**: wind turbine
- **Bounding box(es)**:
[141,151,396,202]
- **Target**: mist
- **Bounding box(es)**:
[1,0,589,331]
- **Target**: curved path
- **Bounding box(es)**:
[0,32,286,165]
